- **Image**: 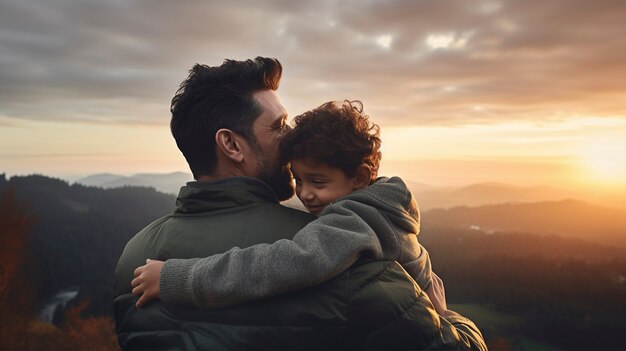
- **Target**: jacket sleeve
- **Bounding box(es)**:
[160,200,387,308]
[432,310,488,351]
[341,260,487,351]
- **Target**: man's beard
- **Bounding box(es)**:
[257,160,294,201]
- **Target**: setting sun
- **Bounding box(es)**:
[580,139,626,184]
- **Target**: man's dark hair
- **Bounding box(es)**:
[170,57,282,178]
[280,100,382,182]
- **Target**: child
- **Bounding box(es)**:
[132,100,445,313]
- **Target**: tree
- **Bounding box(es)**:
[0,188,36,349]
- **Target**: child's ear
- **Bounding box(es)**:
[352,164,372,190]
[215,129,244,163]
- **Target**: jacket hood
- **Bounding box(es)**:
[337,176,420,234]
[175,177,279,214]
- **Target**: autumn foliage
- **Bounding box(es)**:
[62,299,119,351]
[0,188,119,350]
[0,188,36,350]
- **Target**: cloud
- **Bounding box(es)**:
[1,0,625,127]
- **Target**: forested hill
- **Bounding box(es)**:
[0,173,176,316]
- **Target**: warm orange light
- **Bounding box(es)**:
[580,139,626,185]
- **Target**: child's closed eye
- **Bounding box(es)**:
[312,179,326,186]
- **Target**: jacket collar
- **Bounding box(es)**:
[175,177,279,214]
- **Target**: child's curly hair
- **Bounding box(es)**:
[280,100,381,182]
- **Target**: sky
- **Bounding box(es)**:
[1,0,625,198]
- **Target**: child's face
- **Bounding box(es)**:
[290,158,357,216]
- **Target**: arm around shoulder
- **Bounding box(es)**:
[158,207,382,308]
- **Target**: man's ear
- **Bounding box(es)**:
[352,164,372,190]
[215,129,244,163]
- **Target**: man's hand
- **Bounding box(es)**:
[425,272,447,315]
[131,259,164,308]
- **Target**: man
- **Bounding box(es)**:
[113,57,487,350]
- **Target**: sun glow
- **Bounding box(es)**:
[580,138,626,185]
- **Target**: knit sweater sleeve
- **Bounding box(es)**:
[160,200,384,308]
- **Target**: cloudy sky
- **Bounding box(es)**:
[1,0,625,194]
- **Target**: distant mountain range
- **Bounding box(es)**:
[73,172,596,212]
[413,182,582,211]
[75,172,193,195]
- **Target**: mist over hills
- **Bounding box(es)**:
[73,172,598,212]
[423,199,626,248]
[81,171,621,248]
[414,182,582,211]
[76,172,193,195]
[70,172,626,248]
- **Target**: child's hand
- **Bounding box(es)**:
[131,259,164,308]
